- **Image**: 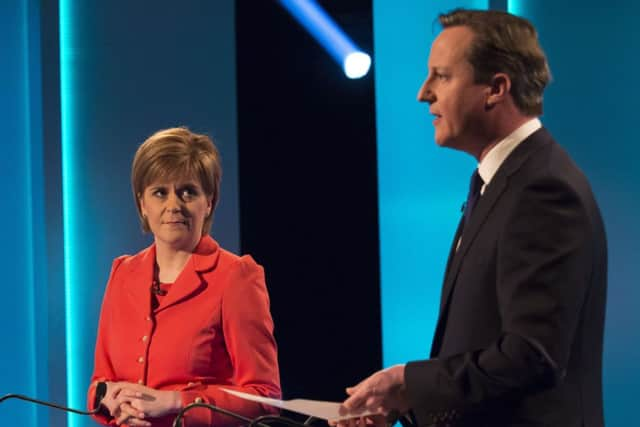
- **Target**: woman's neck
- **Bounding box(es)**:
[154,240,198,283]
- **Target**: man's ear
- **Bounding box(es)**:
[485,72,511,108]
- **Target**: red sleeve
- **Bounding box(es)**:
[179,255,281,427]
[87,256,127,425]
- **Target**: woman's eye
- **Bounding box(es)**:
[181,187,198,198]
[152,189,166,197]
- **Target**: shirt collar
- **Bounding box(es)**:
[478,118,542,192]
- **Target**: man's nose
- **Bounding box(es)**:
[417,78,434,103]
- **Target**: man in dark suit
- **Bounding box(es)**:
[338,9,607,427]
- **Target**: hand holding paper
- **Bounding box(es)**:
[220,388,376,421]
[340,365,409,416]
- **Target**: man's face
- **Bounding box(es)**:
[417,26,490,151]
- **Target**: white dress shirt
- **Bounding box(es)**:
[477,118,542,194]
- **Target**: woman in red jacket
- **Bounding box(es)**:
[87,127,281,426]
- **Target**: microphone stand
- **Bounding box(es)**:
[0,393,100,415]
[172,402,314,427]
[0,382,106,416]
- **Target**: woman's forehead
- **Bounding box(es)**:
[145,170,202,187]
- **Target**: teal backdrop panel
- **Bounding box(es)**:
[510,2,640,426]
[373,0,486,368]
[59,2,239,426]
[0,0,47,425]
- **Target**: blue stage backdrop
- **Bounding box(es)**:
[1,1,238,426]
[0,0,48,425]
[510,2,640,425]
[1,1,638,426]
[374,1,640,426]
[58,2,238,426]
[373,0,484,368]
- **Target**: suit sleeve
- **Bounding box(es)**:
[405,176,594,423]
[87,256,128,425]
[178,255,281,427]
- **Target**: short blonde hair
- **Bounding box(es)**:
[131,127,222,235]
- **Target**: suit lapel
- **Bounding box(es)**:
[443,215,465,281]
[438,175,509,312]
[124,245,155,317]
[122,236,222,315]
[432,128,552,355]
[154,235,220,313]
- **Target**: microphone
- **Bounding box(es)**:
[172,401,311,427]
[0,382,106,416]
[152,279,168,296]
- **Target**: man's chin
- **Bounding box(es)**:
[434,134,453,148]
[434,133,466,151]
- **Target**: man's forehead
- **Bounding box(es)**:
[428,26,473,67]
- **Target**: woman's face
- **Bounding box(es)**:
[139,176,212,252]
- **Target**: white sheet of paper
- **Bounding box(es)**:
[220,388,375,421]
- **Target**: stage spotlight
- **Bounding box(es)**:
[344,51,371,79]
[278,0,372,79]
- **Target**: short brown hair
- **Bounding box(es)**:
[439,9,551,116]
[131,127,222,235]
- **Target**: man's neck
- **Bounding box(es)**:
[478,114,537,161]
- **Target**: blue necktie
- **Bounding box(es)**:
[463,169,483,226]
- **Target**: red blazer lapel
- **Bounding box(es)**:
[155,235,221,313]
[123,245,155,318]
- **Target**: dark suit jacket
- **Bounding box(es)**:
[404,128,607,427]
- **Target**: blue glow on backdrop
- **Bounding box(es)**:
[278,0,371,78]
[0,0,47,425]
[59,1,83,425]
[373,0,486,368]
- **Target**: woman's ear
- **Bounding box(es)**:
[207,197,213,216]
[138,193,147,217]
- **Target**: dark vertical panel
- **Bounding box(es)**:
[489,0,508,11]
[40,0,67,425]
[236,0,381,402]
[25,0,50,425]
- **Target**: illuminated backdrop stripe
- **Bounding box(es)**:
[59,1,82,426]
[373,0,487,368]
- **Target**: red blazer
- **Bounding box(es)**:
[87,235,281,426]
